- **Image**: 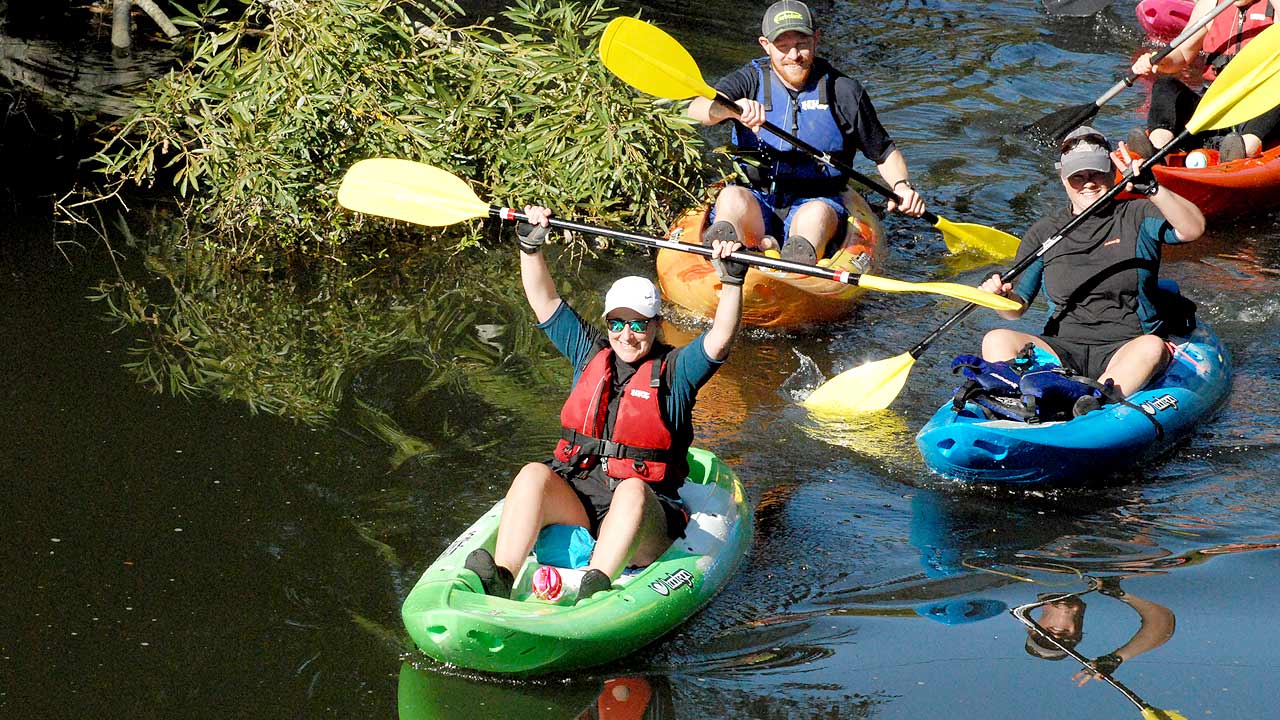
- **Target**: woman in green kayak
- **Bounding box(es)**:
[464,208,745,601]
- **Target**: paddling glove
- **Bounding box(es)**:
[1091,652,1123,676]
[516,222,548,254]
[1128,171,1159,197]
[714,255,748,286]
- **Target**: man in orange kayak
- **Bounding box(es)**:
[980,128,1205,407]
[1128,0,1279,161]
[463,212,745,601]
[686,0,926,263]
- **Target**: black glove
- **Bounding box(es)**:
[703,221,747,286]
[1097,576,1127,598]
[1091,652,1124,676]
[1128,170,1160,196]
[516,222,549,254]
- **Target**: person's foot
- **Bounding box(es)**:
[1126,126,1157,159]
[577,568,612,601]
[1072,395,1101,418]
[780,235,817,264]
[464,548,514,598]
[1218,132,1246,163]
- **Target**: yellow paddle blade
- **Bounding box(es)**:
[932,215,1020,259]
[802,352,917,415]
[599,17,717,101]
[1188,23,1280,133]
[337,159,489,226]
[1141,708,1189,720]
[858,275,1024,311]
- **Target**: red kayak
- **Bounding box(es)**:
[1136,0,1193,41]
[1151,142,1280,219]
[1116,141,1280,219]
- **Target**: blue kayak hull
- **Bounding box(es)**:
[915,325,1232,487]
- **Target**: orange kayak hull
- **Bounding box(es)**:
[658,188,885,328]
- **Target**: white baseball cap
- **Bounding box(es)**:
[602,276,662,318]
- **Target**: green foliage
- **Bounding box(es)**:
[88,218,574,446]
[91,0,709,263]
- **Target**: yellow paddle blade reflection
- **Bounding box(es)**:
[337,158,489,226]
[859,275,1023,311]
[802,352,917,415]
[932,215,1020,259]
[1188,23,1280,133]
[1140,709,1189,720]
[599,17,717,101]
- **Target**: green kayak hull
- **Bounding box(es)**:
[401,447,752,675]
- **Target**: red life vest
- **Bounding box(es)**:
[1202,0,1274,81]
[553,347,680,483]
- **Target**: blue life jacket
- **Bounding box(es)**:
[950,345,1105,423]
[731,58,850,194]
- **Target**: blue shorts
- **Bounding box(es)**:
[712,185,849,247]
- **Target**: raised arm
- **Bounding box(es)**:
[517,206,562,323]
[702,238,745,361]
[1117,143,1206,242]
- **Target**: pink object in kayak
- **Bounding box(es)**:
[531,565,563,601]
[1136,0,1194,41]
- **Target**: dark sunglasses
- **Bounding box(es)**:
[1059,132,1110,155]
[606,317,653,333]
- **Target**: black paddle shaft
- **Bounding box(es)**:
[905,133,1188,360]
[488,207,869,284]
[710,95,943,224]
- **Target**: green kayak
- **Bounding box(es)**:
[401,447,752,675]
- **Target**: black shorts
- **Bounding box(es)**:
[1040,336,1132,380]
[545,461,689,540]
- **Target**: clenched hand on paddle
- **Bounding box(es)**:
[597,17,1020,260]
[332,159,1022,312]
[805,23,1280,415]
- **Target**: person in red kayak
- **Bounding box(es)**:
[463,213,745,601]
[1128,0,1279,162]
[979,128,1205,407]
[686,0,926,263]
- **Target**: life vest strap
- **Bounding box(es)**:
[560,429,677,464]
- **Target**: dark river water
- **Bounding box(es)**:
[5,0,1280,718]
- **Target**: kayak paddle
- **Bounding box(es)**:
[1012,587,1188,720]
[1042,0,1117,16]
[598,17,1020,260]
[335,159,1023,311]
[1026,0,1236,143]
[804,22,1280,415]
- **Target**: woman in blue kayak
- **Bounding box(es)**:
[464,209,745,601]
[979,127,1205,403]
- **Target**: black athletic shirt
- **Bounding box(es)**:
[713,57,898,164]
[1011,199,1182,345]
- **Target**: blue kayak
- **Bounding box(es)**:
[915,325,1232,487]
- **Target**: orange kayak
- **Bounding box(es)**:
[1148,142,1280,219]
[658,187,885,328]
